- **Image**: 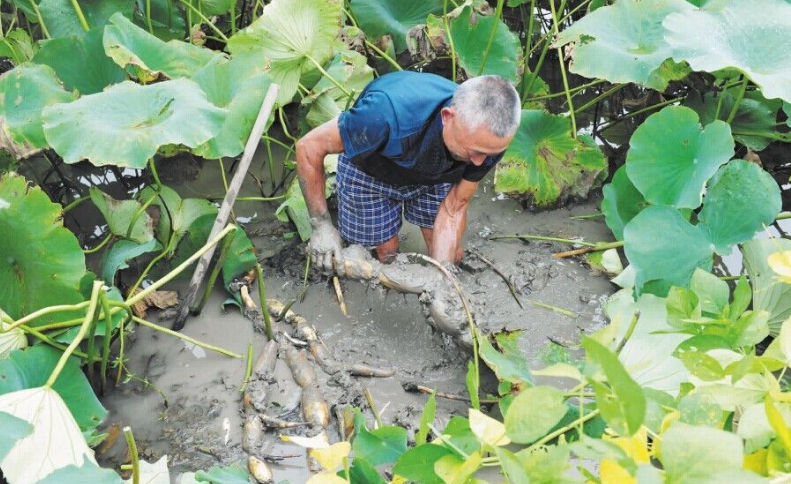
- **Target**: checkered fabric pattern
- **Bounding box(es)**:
[336,154,452,246]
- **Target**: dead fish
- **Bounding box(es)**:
[253,340,278,379]
[347,363,395,378]
[285,346,317,387]
[259,413,309,429]
[248,456,273,484]
[301,383,330,429]
[242,414,263,453]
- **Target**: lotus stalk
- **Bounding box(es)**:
[69,0,90,32]
[478,0,505,76]
[132,316,243,358]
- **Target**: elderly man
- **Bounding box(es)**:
[296,71,520,274]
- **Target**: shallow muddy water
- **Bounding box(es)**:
[92,153,617,482]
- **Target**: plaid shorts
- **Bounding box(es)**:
[336,154,452,246]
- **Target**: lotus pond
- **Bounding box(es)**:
[2,0,791,483]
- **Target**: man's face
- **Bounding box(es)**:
[441,107,513,166]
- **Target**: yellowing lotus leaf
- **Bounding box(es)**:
[768,251,791,285]
[124,455,170,484]
[0,386,95,483]
[309,442,351,472]
[469,408,511,447]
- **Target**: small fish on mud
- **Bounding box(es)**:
[248,455,273,483]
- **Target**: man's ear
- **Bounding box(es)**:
[440,106,455,126]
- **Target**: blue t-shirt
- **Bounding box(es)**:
[337,71,503,186]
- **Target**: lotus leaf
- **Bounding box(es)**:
[689,268,729,316]
[101,239,161,283]
[220,227,257,291]
[664,0,791,103]
[494,110,607,209]
[605,290,689,396]
[625,106,733,209]
[39,0,134,39]
[684,89,783,151]
[0,173,86,323]
[661,423,766,484]
[0,321,26,360]
[133,0,187,41]
[90,188,155,244]
[42,79,226,168]
[276,176,313,241]
[450,6,523,84]
[35,460,125,484]
[138,185,217,254]
[226,0,341,105]
[191,56,274,159]
[350,0,442,54]
[0,412,32,461]
[553,0,694,89]
[195,463,250,484]
[301,50,374,128]
[742,238,791,336]
[198,0,235,16]
[601,166,646,241]
[623,206,712,296]
[33,29,126,95]
[697,160,781,254]
[0,29,36,65]
[126,456,170,484]
[104,12,220,80]
[0,64,75,157]
[0,386,96,484]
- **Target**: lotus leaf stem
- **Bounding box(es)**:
[261,135,295,155]
[526,299,577,318]
[126,224,238,306]
[46,281,103,388]
[255,262,274,340]
[549,0,576,136]
[230,3,237,35]
[599,97,684,132]
[531,408,600,448]
[522,28,552,102]
[341,4,358,28]
[553,241,624,258]
[208,195,287,202]
[194,229,235,314]
[523,79,605,104]
[68,0,90,32]
[99,292,114,392]
[145,0,153,33]
[520,0,537,98]
[364,40,402,71]
[478,0,505,76]
[28,0,51,38]
[86,300,100,384]
[733,131,791,142]
[177,0,229,42]
[83,233,112,254]
[127,236,176,298]
[126,189,158,240]
[560,0,594,24]
[489,233,598,247]
[124,427,141,484]
[363,386,382,428]
[239,343,253,393]
[443,0,457,82]
[725,76,749,124]
[109,301,135,385]
[264,134,276,190]
[777,212,791,221]
[305,54,353,99]
[131,316,243,358]
[615,311,640,353]
[572,83,627,115]
[429,424,469,458]
[2,301,90,333]
[62,195,90,213]
[569,212,604,220]
[19,325,100,362]
[278,108,298,144]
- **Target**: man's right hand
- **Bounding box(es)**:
[308,220,344,276]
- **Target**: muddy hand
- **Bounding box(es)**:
[308,221,345,276]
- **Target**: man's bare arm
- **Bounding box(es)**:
[295,116,345,221]
[431,179,479,264]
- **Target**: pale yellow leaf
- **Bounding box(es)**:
[469,409,510,447]
[306,472,349,484]
[281,432,330,449]
[768,251,791,284]
[309,441,351,472]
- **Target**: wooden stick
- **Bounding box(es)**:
[332,276,347,315]
[402,382,498,404]
[173,83,280,331]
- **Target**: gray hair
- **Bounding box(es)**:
[451,76,521,138]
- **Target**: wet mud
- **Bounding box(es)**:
[97,171,616,482]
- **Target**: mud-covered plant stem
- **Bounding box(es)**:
[46,281,103,388]
[478,0,505,76]
[124,427,141,484]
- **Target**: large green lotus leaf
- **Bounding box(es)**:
[90,188,155,244]
[39,0,134,39]
[684,89,782,151]
[0,173,86,322]
[226,0,341,105]
[553,0,694,89]
[104,12,220,80]
[198,0,235,16]
[0,345,107,431]
[449,6,523,84]
[625,106,734,209]
[664,0,791,103]
[275,176,312,241]
[623,206,713,296]
[133,0,187,42]
[605,289,689,396]
[494,110,607,209]
[35,460,124,484]
[742,238,791,336]
[698,160,781,254]
[221,228,257,291]
[601,165,646,241]
[42,79,226,168]
[191,55,274,159]
[661,423,766,484]
[350,0,442,54]
[301,50,374,128]
[32,29,126,95]
[101,239,161,285]
[138,185,217,255]
[0,64,75,157]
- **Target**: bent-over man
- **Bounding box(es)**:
[296,71,521,274]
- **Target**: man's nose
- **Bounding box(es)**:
[470,153,486,166]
